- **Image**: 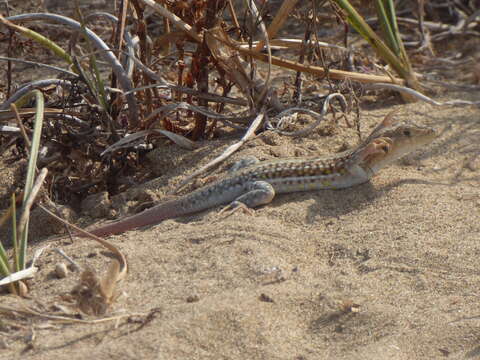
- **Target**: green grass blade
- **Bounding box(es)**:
[0,14,73,66]
[385,0,400,40]
[0,196,13,278]
[375,0,399,55]
[11,193,19,272]
[384,0,410,66]
[332,0,419,91]
[0,242,15,293]
[0,240,10,277]
[0,202,16,293]
[86,45,109,112]
[332,0,407,77]
[18,90,45,269]
[75,5,109,112]
[18,26,73,65]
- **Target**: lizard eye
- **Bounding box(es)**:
[381,145,389,153]
[403,129,411,136]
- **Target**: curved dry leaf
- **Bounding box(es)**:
[152,129,197,150]
[100,129,196,156]
[0,266,38,286]
[100,259,121,301]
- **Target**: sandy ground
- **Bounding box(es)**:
[1,96,479,359]
[1,1,480,359]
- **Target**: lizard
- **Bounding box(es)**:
[69,112,437,238]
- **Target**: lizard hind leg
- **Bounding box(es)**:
[218,181,275,217]
[234,181,275,208]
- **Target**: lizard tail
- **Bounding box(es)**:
[81,179,243,237]
[86,198,192,237]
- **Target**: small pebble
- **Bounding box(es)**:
[55,263,69,278]
[186,294,199,303]
[18,281,28,297]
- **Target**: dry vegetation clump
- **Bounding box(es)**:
[0,1,478,207]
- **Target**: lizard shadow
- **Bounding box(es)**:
[269,109,480,223]
[269,177,453,224]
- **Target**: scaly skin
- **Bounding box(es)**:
[81,114,437,237]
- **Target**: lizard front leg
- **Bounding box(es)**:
[229,156,260,173]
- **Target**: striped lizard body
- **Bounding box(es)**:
[82,113,437,237]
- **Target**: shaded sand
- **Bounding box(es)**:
[1,98,479,359]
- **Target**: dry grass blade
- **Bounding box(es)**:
[366,83,480,106]
[10,104,31,153]
[0,107,66,122]
[0,303,138,324]
[209,32,404,85]
[0,267,38,286]
[246,38,349,51]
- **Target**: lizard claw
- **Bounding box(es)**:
[217,201,255,220]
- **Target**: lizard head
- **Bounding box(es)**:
[361,111,438,174]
